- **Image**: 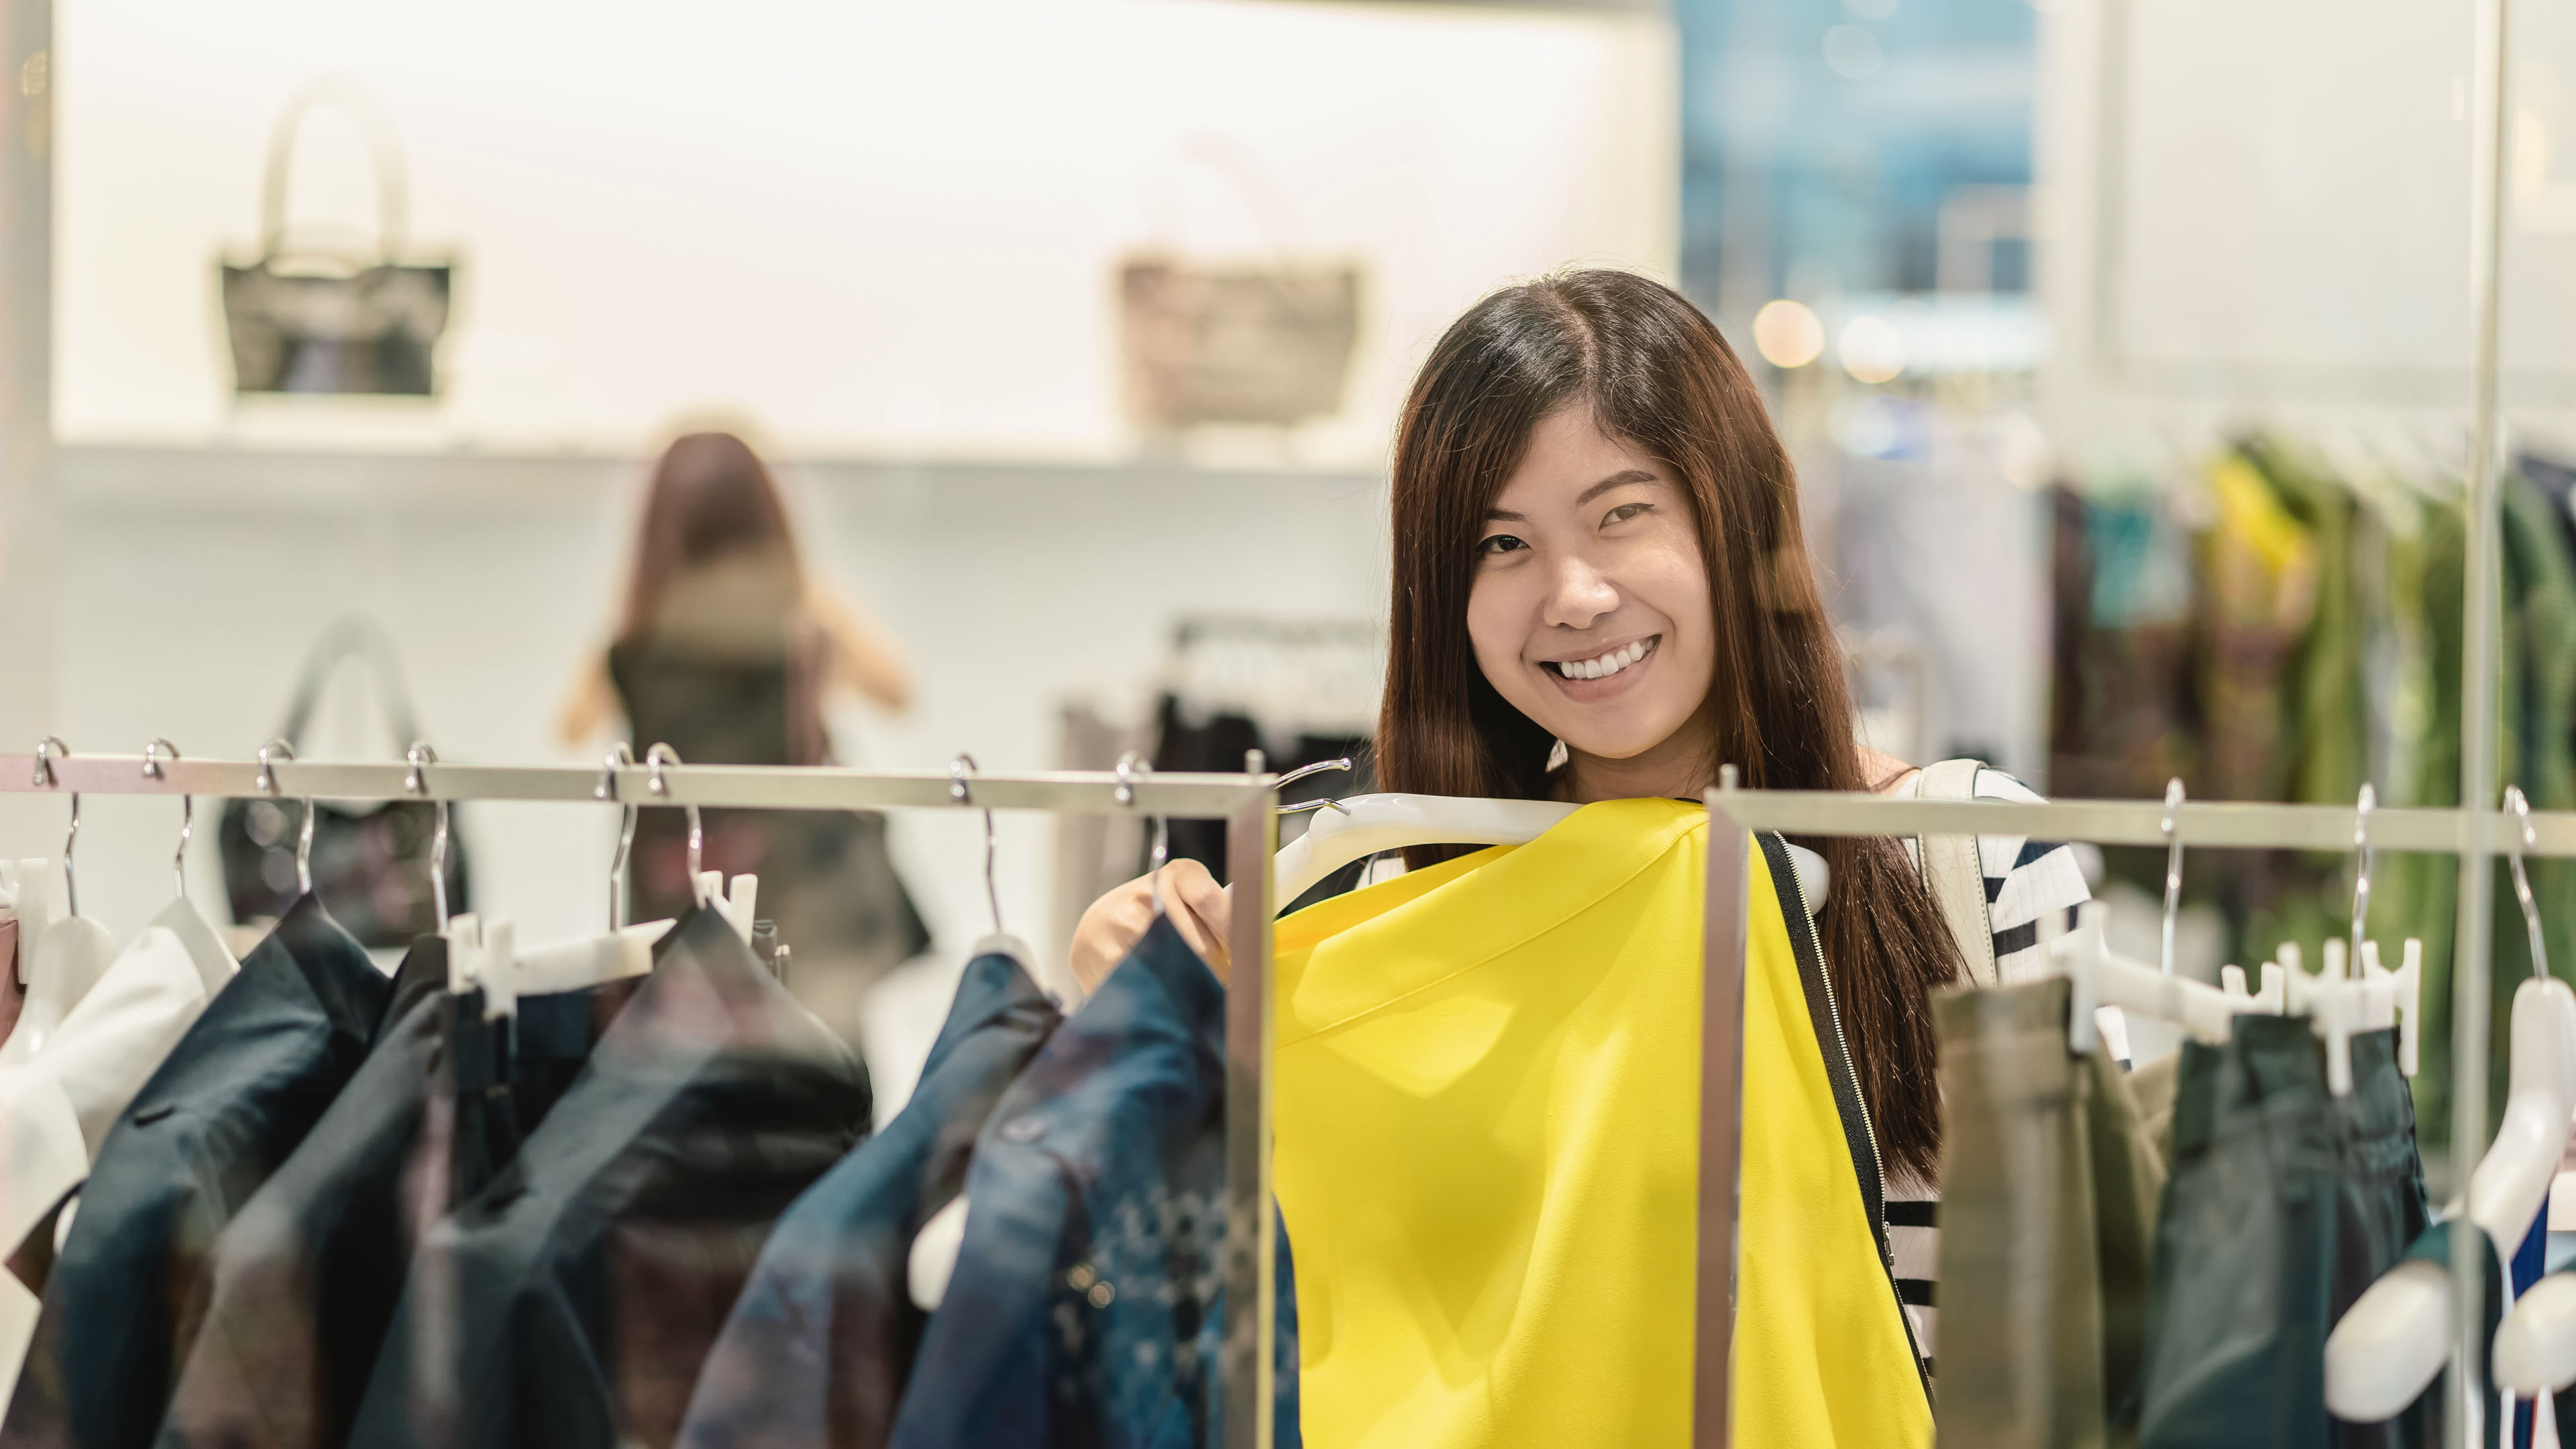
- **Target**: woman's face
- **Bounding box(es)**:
[1466,407,1717,784]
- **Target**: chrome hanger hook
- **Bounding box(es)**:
[2506,786,2547,981]
[2350,782,2377,966]
[258,739,313,896]
[951,753,1003,935]
[601,743,638,930]
[1116,751,1171,917]
[32,735,65,788]
[145,739,189,900]
[407,743,449,932]
[1270,757,1355,816]
[2159,777,2186,977]
[645,743,702,883]
[42,738,79,919]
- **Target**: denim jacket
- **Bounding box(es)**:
[676,946,1061,1449]
[889,916,1299,1448]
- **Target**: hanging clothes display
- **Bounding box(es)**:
[151,943,640,1449]
[674,945,1061,1449]
[1932,975,2166,1446]
[346,908,867,1449]
[2134,1018,2429,1448]
[886,916,1299,1449]
[2052,442,2576,1157]
[1271,799,1926,1449]
[1,895,386,1449]
[0,898,236,1413]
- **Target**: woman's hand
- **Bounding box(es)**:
[1069,861,1232,992]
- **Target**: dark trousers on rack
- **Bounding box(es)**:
[1933,977,2167,1448]
[2135,1018,2431,1448]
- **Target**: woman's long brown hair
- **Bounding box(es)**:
[619,431,806,644]
[1377,270,1962,1185]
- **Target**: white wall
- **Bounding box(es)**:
[15,0,1683,996]
[55,0,1677,464]
[30,448,1388,983]
[2037,0,2576,442]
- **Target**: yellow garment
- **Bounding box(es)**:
[1273,798,1929,1448]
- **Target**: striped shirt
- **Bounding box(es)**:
[1886,765,2093,1378]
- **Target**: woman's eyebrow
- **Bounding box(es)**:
[1575,469,1657,506]
[1484,469,1659,523]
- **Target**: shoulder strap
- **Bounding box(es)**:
[1914,758,1997,989]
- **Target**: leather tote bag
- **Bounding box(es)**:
[219,616,470,947]
[219,79,453,396]
[1116,144,1362,429]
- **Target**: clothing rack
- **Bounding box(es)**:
[0,751,1287,1449]
[1698,788,2570,1449]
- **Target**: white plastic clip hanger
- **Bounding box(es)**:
[2044,902,2238,1053]
[647,743,757,944]
[457,753,675,1004]
[2334,786,2576,1413]
[2479,788,2576,1395]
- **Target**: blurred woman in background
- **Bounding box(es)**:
[560,429,927,1039]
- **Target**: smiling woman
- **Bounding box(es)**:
[1375,271,1966,1180]
[1069,272,2084,1442]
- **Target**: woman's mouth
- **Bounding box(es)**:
[1544,635,1659,682]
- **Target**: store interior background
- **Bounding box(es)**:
[3,0,2573,1083]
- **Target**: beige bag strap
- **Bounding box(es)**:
[1912,758,1997,989]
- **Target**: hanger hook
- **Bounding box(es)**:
[600,743,638,929]
[1270,757,1355,816]
[146,739,189,900]
[259,739,313,896]
[2159,777,2185,977]
[644,743,702,883]
[31,735,64,788]
[407,742,449,932]
[951,753,1003,936]
[2506,786,2547,982]
[1116,751,1171,917]
[2349,782,2377,966]
[38,739,78,919]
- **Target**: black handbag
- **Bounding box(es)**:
[219,80,451,396]
[219,617,468,947]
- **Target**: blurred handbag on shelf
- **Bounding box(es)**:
[1116,140,1363,431]
[218,78,453,396]
[219,615,470,949]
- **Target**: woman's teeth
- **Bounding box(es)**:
[1552,637,1656,681]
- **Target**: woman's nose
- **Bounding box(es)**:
[1540,554,1619,631]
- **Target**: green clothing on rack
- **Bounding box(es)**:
[2382,474,2576,1157]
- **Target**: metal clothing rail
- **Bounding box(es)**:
[0,750,1286,1449]
[1693,788,2553,1449]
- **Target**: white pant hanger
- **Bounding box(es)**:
[2335,788,2569,1415]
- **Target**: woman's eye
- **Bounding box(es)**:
[1603,502,1652,527]
[1475,533,1527,558]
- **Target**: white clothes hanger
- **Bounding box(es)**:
[2043,904,2239,1053]
[142,741,236,994]
[645,743,758,944]
[952,755,1038,971]
[910,1195,971,1311]
[3,742,119,1067]
[2332,789,2574,1415]
[908,753,1061,1315]
[1273,793,1575,905]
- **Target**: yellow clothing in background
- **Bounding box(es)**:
[1273,798,1929,1449]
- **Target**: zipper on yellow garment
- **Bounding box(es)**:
[1762,831,1933,1399]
